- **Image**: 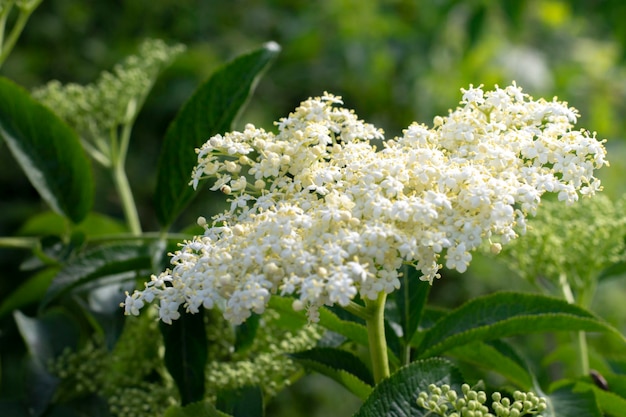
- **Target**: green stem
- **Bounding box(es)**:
[0,2,42,68]
[559,273,589,375]
[110,120,142,236]
[364,292,390,383]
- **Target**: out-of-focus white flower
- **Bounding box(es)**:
[123,85,608,324]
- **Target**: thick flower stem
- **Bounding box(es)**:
[364,292,390,383]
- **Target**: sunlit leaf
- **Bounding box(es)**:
[154,42,281,228]
[416,292,626,358]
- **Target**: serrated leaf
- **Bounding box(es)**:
[354,358,464,417]
[155,42,281,228]
[216,386,263,417]
[416,292,626,358]
[290,347,374,388]
[39,243,152,309]
[161,309,207,405]
[0,77,93,223]
[394,267,430,345]
[448,340,533,389]
[165,401,231,417]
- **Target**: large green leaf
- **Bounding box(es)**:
[290,347,374,399]
[160,309,208,406]
[415,292,626,358]
[0,77,93,223]
[154,42,281,228]
[39,244,152,309]
[447,340,533,389]
[354,358,464,417]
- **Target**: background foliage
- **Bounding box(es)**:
[1,1,626,416]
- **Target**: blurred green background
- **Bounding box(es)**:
[2,1,626,415]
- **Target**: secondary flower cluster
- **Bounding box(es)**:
[123,84,607,324]
[416,383,547,417]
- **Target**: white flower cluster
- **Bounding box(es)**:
[123,84,607,324]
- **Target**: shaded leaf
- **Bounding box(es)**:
[598,260,626,282]
[13,309,81,417]
[14,308,80,363]
[416,292,626,358]
[0,77,93,223]
[40,243,152,309]
[155,42,281,228]
[161,308,207,405]
[354,358,464,417]
[165,401,232,417]
[0,267,59,318]
[216,386,263,417]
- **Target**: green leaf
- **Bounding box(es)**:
[416,292,626,358]
[545,384,602,417]
[354,358,464,417]
[447,340,533,389]
[165,401,232,417]
[216,386,263,417]
[0,267,59,318]
[154,42,281,228]
[598,260,626,282]
[394,266,430,344]
[571,380,626,417]
[160,309,208,405]
[39,243,152,309]
[0,77,93,223]
[18,211,128,237]
[290,347,374,399]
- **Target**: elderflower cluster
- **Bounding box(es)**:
[416,383,547,417]
[123,84,607,324]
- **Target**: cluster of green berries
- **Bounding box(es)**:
[417,384,547,417]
